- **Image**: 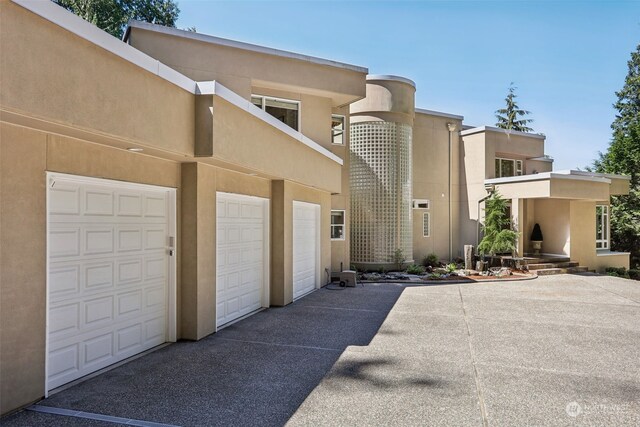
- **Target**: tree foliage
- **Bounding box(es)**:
[53,0,180,38]
[478,191,519,256]
[592,44,640,268]
[495,83,534,133]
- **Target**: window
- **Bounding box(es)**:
[412,199,430,209]
[423,213,430,237]
[332,115,345,144]
[495,158,523,178]
[251,95,299,131]
[596,205,609,250]
[331,210,345,240]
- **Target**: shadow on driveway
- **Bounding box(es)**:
[2,283,404,427]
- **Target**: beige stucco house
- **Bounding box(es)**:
[349,77,630,271]
[0,0,630,416]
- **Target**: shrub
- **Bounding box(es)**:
[605,267,630,279]
[422,253,439,267]
[406,264,425,275]
[628,269,640,280]
[393,248,406,270]
[478,191,519,256]
[446,263,457,273]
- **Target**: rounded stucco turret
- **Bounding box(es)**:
[349,75,416,269]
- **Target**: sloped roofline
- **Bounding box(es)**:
[124,20,368,74]
[461,125,546,140]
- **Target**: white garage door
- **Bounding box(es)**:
[216,192,269,329]
[47,174,175,391]
[293,201,320,300]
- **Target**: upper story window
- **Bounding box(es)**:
[251,95,299,131]
[332,115,345,144]
[495,158,523,178]
[331,210,345,240]
[596,205,609,250]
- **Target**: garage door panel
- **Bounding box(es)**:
[117,260,143,285]
[216,193,267,328]
[84,228,114,255]
[48,175,172,391]
[144,196,167,218]
[117,290,142,316]
[84,190,114,216]
[84,333,113,366]
[50,265,81,297]
[117,193,143,216]
[85,262,114,291]
[118,228,143,252]
[50,228,81,258]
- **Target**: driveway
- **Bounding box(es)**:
[3,275,640,426]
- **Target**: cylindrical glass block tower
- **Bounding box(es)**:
[349,75,416,269]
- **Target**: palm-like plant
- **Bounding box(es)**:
[495,83,534,133]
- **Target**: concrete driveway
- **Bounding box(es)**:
[3,274,640,426]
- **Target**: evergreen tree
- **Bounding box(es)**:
[495,83,534,132]
[478,191,519,257]
[53,0,180,38]
[593,44,640,269]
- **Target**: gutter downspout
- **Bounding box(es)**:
[446,123,457,262]
[476,185,495,255]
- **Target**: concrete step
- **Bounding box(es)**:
[535,266,589,276]
[527,262,579,270]
[521,256,570,265]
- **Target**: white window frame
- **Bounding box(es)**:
[596,205,610,250]
[412,199,430,209]
[331,114,345,145]
[251,94,301,131]
[495,157,524,178]
[331,209,346,241]
[423,212,430,237]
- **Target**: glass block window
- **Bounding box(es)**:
[350,121,413,264]
[251,95,299,130]
[596,205,609,250]
[495,158,523,178]
[331,210,345,240]
[423,213,430,237]
[332,115,345,145]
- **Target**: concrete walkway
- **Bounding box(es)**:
[3,275,639,426]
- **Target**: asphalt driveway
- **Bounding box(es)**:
[3,274,640,426]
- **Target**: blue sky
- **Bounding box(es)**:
[176,0,640,170]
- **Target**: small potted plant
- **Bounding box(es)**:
[530,223,543,255]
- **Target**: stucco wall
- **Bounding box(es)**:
[532,199,571,256]
[413,113,463,261]
[209,96,342,193]
[127,27,366,106]
[330,106,351,273]
[0,2,194,156]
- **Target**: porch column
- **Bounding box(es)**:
[511,198,525,256]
